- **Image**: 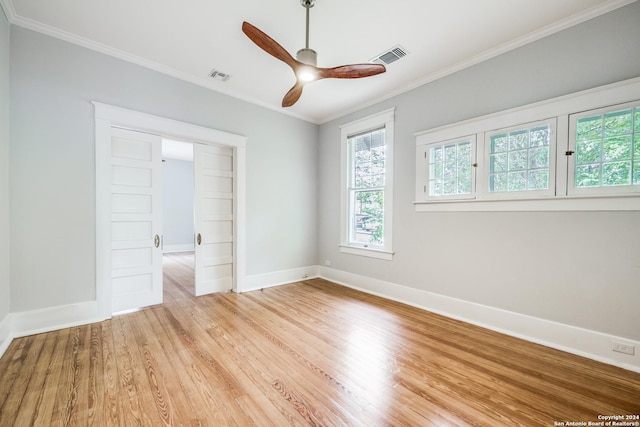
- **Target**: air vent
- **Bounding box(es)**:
[209,69,231,82]
[371,45,408,65]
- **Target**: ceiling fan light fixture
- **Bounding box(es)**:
[296,48,317,67]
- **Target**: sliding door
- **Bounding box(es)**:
[110,128,163,312]
[193,143,234,295]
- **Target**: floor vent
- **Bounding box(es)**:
[209,69,231,82]
[371,45,408,65]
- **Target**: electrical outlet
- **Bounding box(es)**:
[612,341,635,355]
[325,260,331,266]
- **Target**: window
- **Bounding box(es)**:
[486,119,556,198]
[568,101,640,195]
[414,77,640,212]
[425,136,476,200]
[340,108,394,260]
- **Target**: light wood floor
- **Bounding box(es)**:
[1,253,639,426]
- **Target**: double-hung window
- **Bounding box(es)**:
[340,108,394,260]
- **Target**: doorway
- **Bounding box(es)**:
[162,139,196,298]
[94,102,247,319]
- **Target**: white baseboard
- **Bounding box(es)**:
[0,314,11,359]
[163,244,194,253]
[242,265,320,293]
[0,301,101,359]
[319,266,640,373]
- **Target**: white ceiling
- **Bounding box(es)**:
[1,0,634,123]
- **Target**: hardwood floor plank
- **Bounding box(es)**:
[1,254,639,426]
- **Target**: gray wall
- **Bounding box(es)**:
[162,158,194,250]
[9,26,318,312]
[318,2,640,341]
[0,9,9,321]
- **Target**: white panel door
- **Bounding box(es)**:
[110,127,163,312]
[194,143,234,295]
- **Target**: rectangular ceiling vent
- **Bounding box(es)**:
[209,69,231,82]
[371,45,408,65]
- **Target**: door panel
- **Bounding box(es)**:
[110,127,163,312]
[194,143,234,296]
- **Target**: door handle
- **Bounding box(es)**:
[154,234,160,248]
[197,233,202,245]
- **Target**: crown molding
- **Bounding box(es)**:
[319,0,638,124]
[1,0,636,125]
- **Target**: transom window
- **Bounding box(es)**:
[570,103,640,193]
[415,77,640,211]
[426,137,475,199]
[487,120,554,196]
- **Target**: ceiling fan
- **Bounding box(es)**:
[242,0,386,107]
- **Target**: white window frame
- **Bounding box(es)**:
[483,118,557,200]
[340,108,394,260]
[414,77,640,212]
[568,100,640,197]
[421,135,477,201]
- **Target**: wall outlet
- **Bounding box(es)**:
[612,341,635,355]
[325,260,331,266]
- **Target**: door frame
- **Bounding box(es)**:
[94,102,247,320]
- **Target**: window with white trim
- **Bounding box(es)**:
[425,136,476,200]
[486,119,556,198]
[568,101,640,195]
[340,108,394,260]
[414,77,640,212]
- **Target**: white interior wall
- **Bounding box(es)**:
[162,157,195,252]
[8,25,318,312]
[318,1,640,342]
[0,8,10,332]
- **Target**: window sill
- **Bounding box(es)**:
[339,245,394,260]
[414,194,640,212]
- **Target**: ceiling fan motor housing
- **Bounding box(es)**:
[296,48,317,66]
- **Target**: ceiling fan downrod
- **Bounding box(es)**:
[297,0,317,67]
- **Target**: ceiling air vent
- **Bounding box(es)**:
[209,69,231,82]
[371,45,408,65]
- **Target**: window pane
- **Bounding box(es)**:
[602,161,631,186]
[491,134,508,152]
[602,136,631,162]
[508,171,527,191]
[488,123,551,193]
[428,140,473,197]
[576,139,602,165]
[352,129,385,189]
[635,134,640,185]
[351,190,384,246]
[603,109,632,137]
[572,104,639,190]
[489,173,507,192]
[575,164,601,188]
[576,116,602,141]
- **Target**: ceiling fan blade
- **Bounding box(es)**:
[318,63,386,79]
[242,21,299,70]
[282,81,306,107]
